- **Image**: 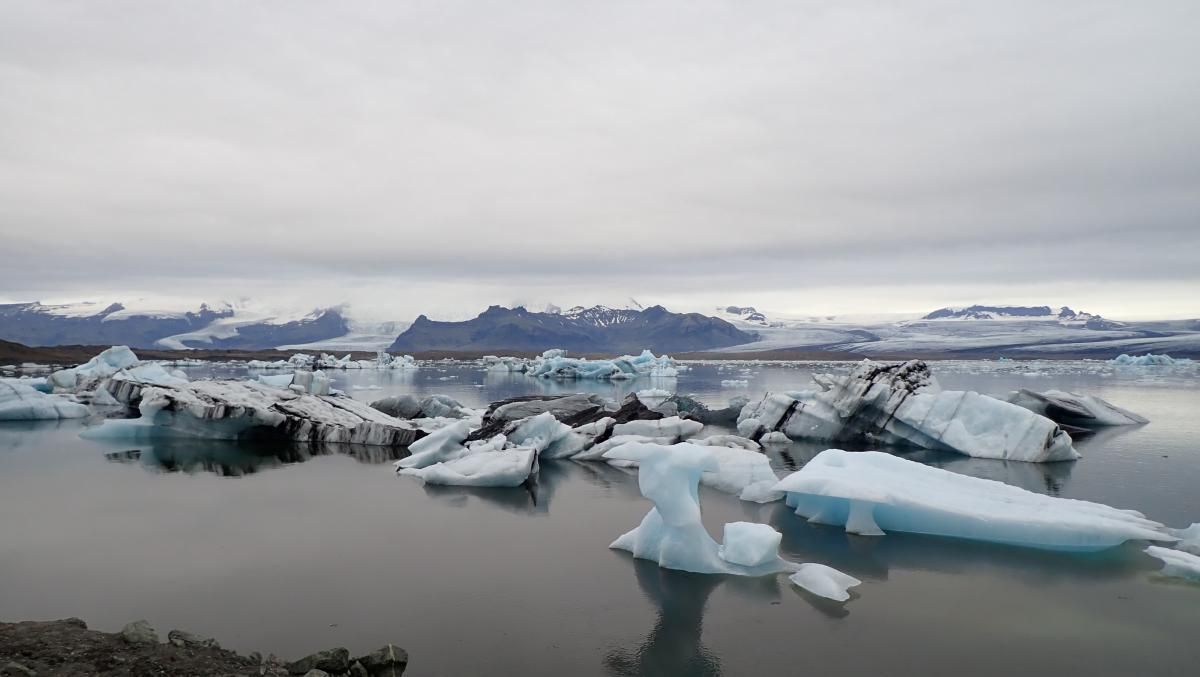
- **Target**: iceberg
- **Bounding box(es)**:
[1144,546,1200,580]
[47,345,139,391]
[394,421,474,469]
[718,522,783,567]
[603,441,794,575]
[772,449,1175,551]
[81,380,420,445]
[1172,523,1200,555]
[0,381,89,420]
[738,360,1079,462]
[1007,389,1148,428]
[788,564,862,602]
[525,349,679,380]
[396,446,538,487]
[1109,353,1192,366]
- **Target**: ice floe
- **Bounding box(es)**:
[397,447,538,487]
[525,349,680,380]
[772,449,1174,551]
[738,360,1079,462]
[1172,523,1200,555]
[0,381,89,420]
[788,564,862,602]
[1007,389,1148,428]
[1144,546,1200,581]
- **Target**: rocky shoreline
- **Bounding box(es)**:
[0,618,406,677]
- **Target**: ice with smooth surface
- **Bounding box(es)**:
[1172,523,1200,555]
[1144,546,1200,580]
[506,412,587,459]
[718,522,783,567]
[772,449,1175,551]
[0,381,90,420]
[604,442,795,575]
[397,447,537,487]
[1007,389,1148,427]
[612,416,703,440]
[738,360,1079,462]
[789,564,862,602]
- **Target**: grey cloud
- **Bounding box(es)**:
[1,1,1197,318]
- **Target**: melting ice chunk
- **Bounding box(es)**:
[1145,546,1200,581]
[789,564,862,602]
[718,522,782,567]
[772,449,1175,551]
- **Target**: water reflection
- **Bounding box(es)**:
[104,438,407,476]
[605,558,786,677]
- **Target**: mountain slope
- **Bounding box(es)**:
[388,305,758,353]
[0,301,351,350]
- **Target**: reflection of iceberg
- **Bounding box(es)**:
[773,449,1174,551]
[103,438,406,476]
[738,360,1078,462]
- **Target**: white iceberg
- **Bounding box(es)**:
[738,360,1079,462]
[394,421,474,469]
[526,349,678,380]
[1007,389,1148,428]
[506,412,588,459]
[81,380,419,445]
[47,345,139,391]
[1109,353,1192,366]
[1172,523,1200,555]
[1144,546,1200,580]
[612,416,704,441]
[789,564,862,602]
[772,449,1174,551]
[397,447,537,487]
[0,381,89,420]
[603,441,794,575]
[718,522,783,567]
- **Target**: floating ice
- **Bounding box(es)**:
[1008,389,1148,428]
[397,447,537,487]
[47,346,139,391]
[81,380,419,445]
[738,360,1078,462]
[1144,546,1200,580]
[789,564,862,602]
[772,449,1174,551]
[526,349,678,380]
[1172,523,1200,555]
[612,416,703,440]
[1109,353,1191,366]
[394,421,473,469]
[604,441,794,575]
[718,522,783,567]
[506,412,587,459]
[112,363,189,388]
[0,381,89,421]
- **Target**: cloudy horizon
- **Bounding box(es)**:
[2,1,1198,321]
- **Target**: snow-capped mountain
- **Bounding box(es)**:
[389,304,757,353]
[0,300,351,350]
[707,302,1198,357]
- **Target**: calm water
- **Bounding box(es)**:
[2,360,1199,676]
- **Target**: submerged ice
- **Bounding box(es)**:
[1007,389,1148,428]
[772,449,1174,551]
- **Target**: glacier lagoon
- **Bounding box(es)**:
[1,359,1199,676]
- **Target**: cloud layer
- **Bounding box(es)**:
[2,1,1197,319]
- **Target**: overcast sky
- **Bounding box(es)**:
[1,1,1197,321]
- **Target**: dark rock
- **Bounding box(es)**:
[118,620,157,646]
[349,661,369,677]
[356,643,409,676]
[302,671,330,677]
[166,629,219,650]
[287,648,350,675]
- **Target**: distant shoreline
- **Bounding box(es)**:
[1,339,1164,366]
